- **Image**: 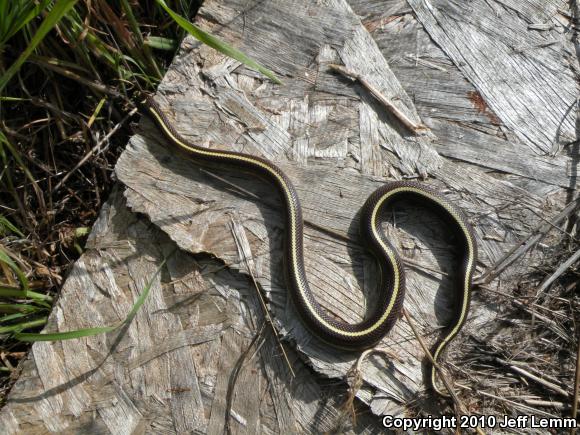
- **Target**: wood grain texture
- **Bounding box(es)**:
[407,0,577,155]
[0,190,383,434]
[1,0,576,432]
[115,0,568,419]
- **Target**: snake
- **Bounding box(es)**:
[141,96,478,396]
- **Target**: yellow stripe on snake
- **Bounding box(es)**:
[142,96,478,396]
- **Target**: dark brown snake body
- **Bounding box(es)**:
[142,96,478,395]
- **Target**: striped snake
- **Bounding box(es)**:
[141,96,477,396]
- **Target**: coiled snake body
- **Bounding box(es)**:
[142,97,477,396]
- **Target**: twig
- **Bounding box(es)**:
[455,383,562,418]
[524,399,569,410]
[476,196,580,285]
[535,248,580,297]
[498,358,566,386]
[199,167,261,200]
[302,219,353,244]
[224,323,265,435]
[54,107,138,191]
[524,203,579,241]
[403,257,450,277]
[402,309,486,435]
[199,167,354,244]
[327,64,429,135]
[402,309,457,398]
[496,358,570,398]
[342,347,398,425]
[511,299,569,341]
[229,219,295,378]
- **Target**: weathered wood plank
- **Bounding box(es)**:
[114,0,570,420]
[1,189,382,433]
[407,0,576,154]
[1,0,576,432]
[352,4,576,192]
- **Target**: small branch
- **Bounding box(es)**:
[402,309,456,398]
[475,196,580,285]
[524,399,569,410]
[511,299,569,342]
[224,324,265,435]
[455,383,562,418]
[499,358,566,386]
[200,167,354,244]
[54,107,138,192]
[535,248,580,297]
[497,358,570,398]
[404,257,450,277]
[402,309,485,435]
[343,348,398,425]
[229,219,296,378]
[328,64,429,135]
[199,167,261,200]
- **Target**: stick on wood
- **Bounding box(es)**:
[229,218,296,378]
[328,64,429,135]
[402,309,486,435]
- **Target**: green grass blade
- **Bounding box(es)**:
[0,303,39,313]
[0,313,27,324]
[154,0,282,84]
[0,247,29,292]
[0,317,48,335]
[14,257,168,342]
[15,325,116,341]
[0,215,24,237]
[0,0,80,93]
[1,0,52,44]
[145,36,178,51]
[0,286,52,301]
[125,258,166,322]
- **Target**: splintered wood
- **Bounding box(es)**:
[1,0,577,433]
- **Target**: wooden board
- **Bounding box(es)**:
[1,0,576,433]
[0,189,384,433]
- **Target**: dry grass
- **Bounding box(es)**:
[452,208,580,426]
[0,0,202,405]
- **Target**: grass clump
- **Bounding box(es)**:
[0,0,279,406]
